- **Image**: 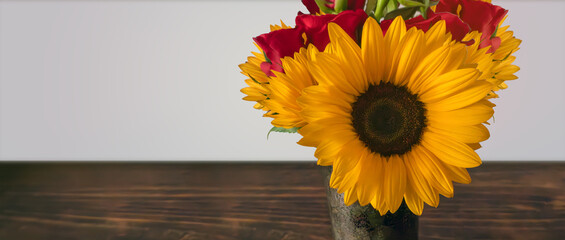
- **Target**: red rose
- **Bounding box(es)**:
[347,0,366,11]
[380,11,469,41]
[295,9,368,50]
[252,7,367,77]
[302,0,321,14]
[434,0,460,13]
[253,28,305,76]
[459,0,507,35]
[427,11,470,41]
[459,0,506,52]
[434,0,508,52]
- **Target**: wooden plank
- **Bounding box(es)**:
[0,162,563,240]
[421,162,565,240]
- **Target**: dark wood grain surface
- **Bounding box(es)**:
[0,162,564,240]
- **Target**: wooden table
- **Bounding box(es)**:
[0,162,564,240]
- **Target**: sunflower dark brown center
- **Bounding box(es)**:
[351,83,426,157]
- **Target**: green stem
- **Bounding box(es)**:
[420,0,430,19]
[374,0,390,22]
[420,6,427,18]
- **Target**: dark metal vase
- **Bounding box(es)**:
[321,166,418,240]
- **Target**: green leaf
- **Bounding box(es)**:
[262,50,271,64]
[384,7,418,20]
[365,0,378,15]
[491,25,499,39]
[384,0,399,14]
[267,127,300,139]
[398,0,425,7]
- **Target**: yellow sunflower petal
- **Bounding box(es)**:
[404,182,424,216]
[361,17,385,85]
[441,162,472,184]
[425,80,493,111]
[333,141,365,178]
[427,100,495,126]
[317,158,333,166]
[336,163,362,193]
[417,147,454,198]
[424,20,451,49]
[356,153,378,206]
[391,28,426,86]
[419,69,480,103]
[383,16,407,81]
[422,131,482,168]
[327,23,368,92]
[314,137,353,160]
[428,122,490,144]
[405,149,440,207]
[384,156,407,213]
[308,53,360,96]
[344,185,359,206]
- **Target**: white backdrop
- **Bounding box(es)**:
[1,0,564,161]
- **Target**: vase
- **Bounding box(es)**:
[321,166,418,240]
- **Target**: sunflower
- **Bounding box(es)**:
[239,46,272,111]
[296,17,495,215]
[460,31,499,94]
[460,18,521,97]
[489,17,521,92]
[430,0,522,96]
[263,45,319,128]
[239,21,293,111]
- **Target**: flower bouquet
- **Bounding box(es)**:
[239,0,520,238]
